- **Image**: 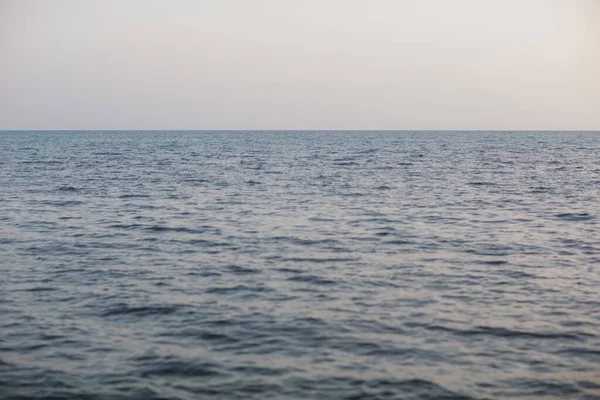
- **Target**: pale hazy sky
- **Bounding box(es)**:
[1,0,599,130]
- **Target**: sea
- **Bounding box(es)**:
[1,130,599,400]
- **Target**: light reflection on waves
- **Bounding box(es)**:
[1,130,600,400]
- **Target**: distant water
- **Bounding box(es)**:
[1,131,600,400]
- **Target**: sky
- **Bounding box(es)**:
[1,0,599,130]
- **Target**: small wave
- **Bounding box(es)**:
[356,148,379,154]
[465,247,512,256]
[425,325,594,340]
[497,378,582,397]
[287,274,336,285]
[183,178,209,183]
[39,200,85,207]
[102,304,184,317]
[206,285,272,294]
[118,194,150,199]
[283,256,360,263]
[20,160,63,165]
[530,186,553,193]
[375,231,392,237]
[555,213,594,221]
[276,237,340,246]
[308,216,336,222]
[185,270,221,278]
[287,376,477,400]
[226,264,261,274]
[332,156,359,162]
[232,365,288,376]
[137,357,224,378]
[56,186,78,192]
[496,270,536,279]
[182,238,229,247]
[93,152,124,156]
[468,181,497,186]
[20,287,57,292]
[274,267,304,273]
[384,239,414,245]
[108,224,206,234]
[556,347,600,357]
[479,260,508,265]
[163,328,240,345]
[341,192,366,197]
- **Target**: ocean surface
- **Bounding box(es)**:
[1,130,600,400]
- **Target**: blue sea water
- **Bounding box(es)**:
[1,130,599,400]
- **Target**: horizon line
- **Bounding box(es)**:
[1,129,599,133]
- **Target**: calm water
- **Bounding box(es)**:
[1,131,600,400]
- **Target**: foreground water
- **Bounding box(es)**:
[1,131,599,399]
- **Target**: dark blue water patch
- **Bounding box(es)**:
[117,194,151,199]
[333,161,361,166]
[479,260,508,265]
[108,224,207,235]
[271,236,341,246]
[135,357,225,378]
[467,181,499,187]
[464,246,517,257]
[205,285,274,295]
[554,213,594,221]
[492,378,582,398]
[162,328,241,346]
[273,267,305,274]
[19,160,64,165]
[530,186,555,193]
[283,376,478,400]
[577,380,600,391]
[554,347,600,364]
[287,274,337,285]
[375,185,393,190]
[280,256,361,263]
[32,200,86,207]
[224,264,261,275]
[423,325,594,341]
[18,287,58,292]
[101,304,186,318]
[56,186,79,192]
[92,152,125,156]
[231,364,289,377]
[182,178,210,185]
[493,269,537,279]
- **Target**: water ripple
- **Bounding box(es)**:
[2,130,600,399]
